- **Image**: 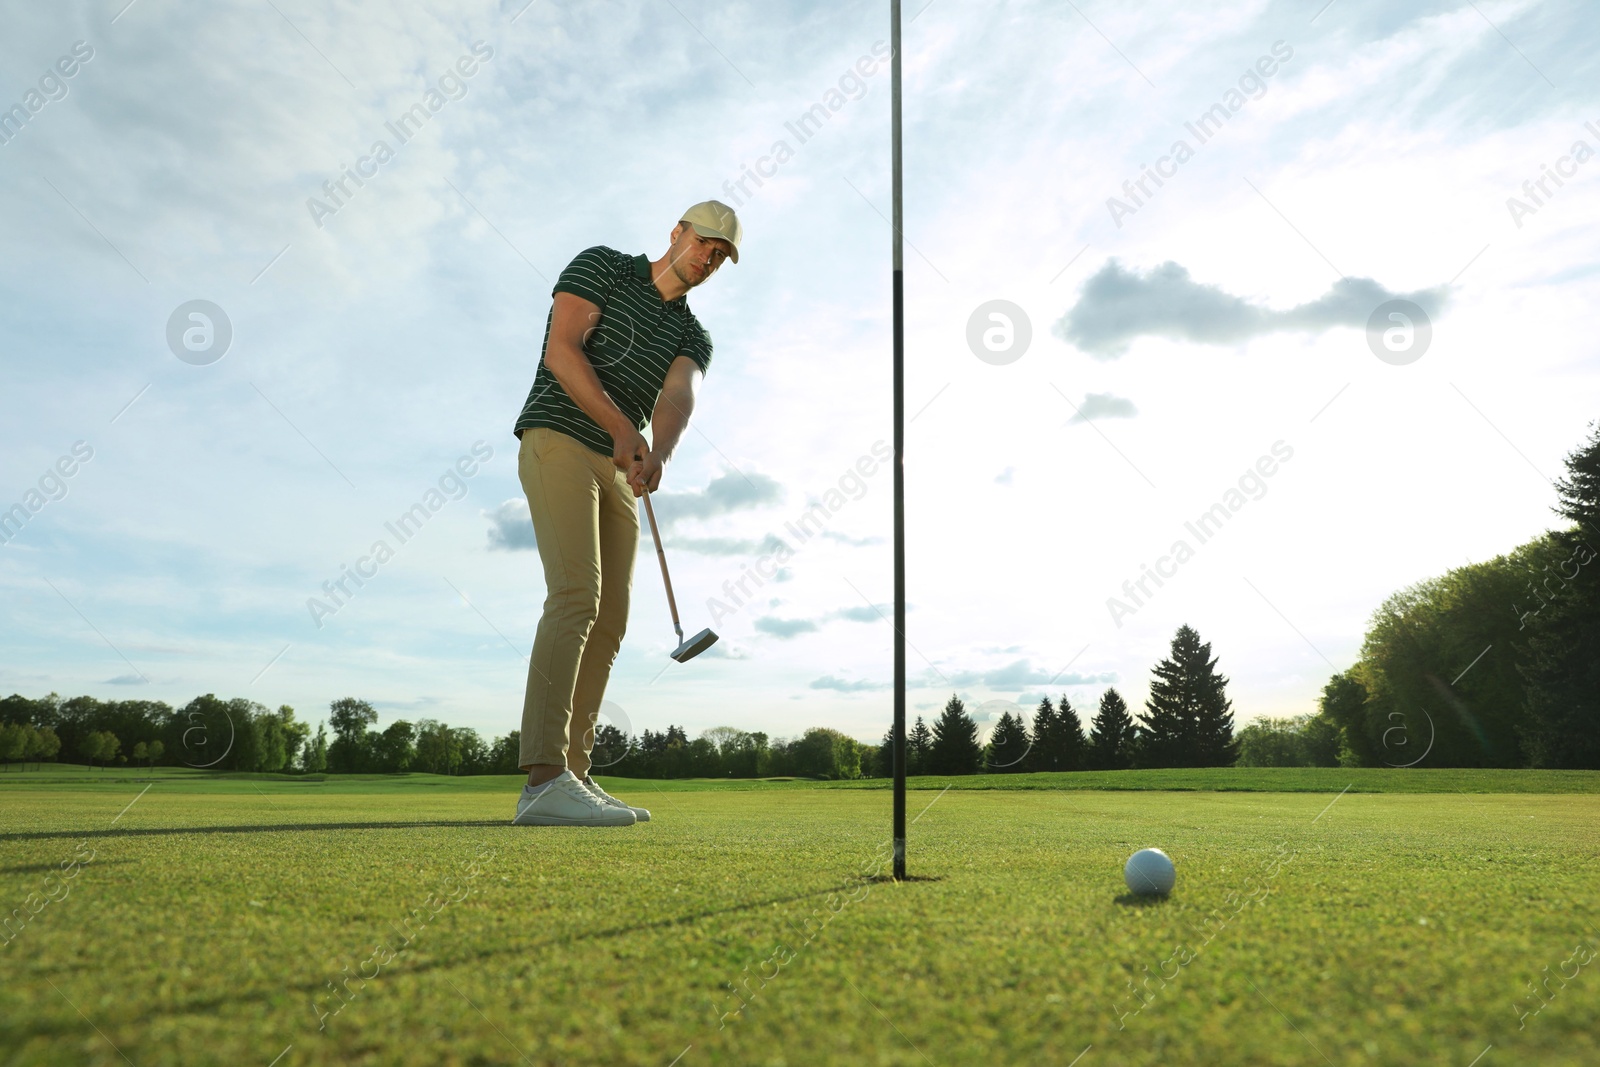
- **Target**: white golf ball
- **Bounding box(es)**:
[1124,848,1176,895]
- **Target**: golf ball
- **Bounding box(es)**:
[1124,848,1176,895]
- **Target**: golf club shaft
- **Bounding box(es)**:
[639,487,684,640]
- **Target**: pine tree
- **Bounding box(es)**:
[1027,697,1060,771]
[1522,422,1600,767]
[929,695,982,775]
[1029,695,1089,771]
[1056,694,1090,771]
[907,716,933,776]
[986,710,1030,772]
[1137,673,1190,768]
[1139,625,1236,767]
[877,722,914,779]
[1089,688,1138,770]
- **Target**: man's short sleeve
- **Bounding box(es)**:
[552,246,620,309]
[679,313,713,375]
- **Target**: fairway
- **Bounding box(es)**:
[3,773,1598,1066]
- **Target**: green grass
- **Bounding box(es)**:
[2,771,1597,1065]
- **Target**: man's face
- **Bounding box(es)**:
[668,222,733,289]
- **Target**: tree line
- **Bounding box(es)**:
[6,423,1591,776]
[600,622,1239,778]
[0,622,1242,779]
[881,416,1597,777]
[866,623,1236,775]
[0,693,321,773]
[0,693,527,776]
[0,690,882,780]
[1292,421,1600,770]
[590,724,870,780]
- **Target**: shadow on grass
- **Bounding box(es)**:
[0,859,132,876]
[0,819,509,843]
[9,879,877,1041]
[1113,892,1171,907]
[864,873,945,884]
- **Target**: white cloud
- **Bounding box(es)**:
[1056,259,1451,358]
[483,499,534,551]
[650,470,785,528]
[752,616,819,639]
[810,675,887,692]
[1069,392,1139,424]
[2,0,1596,747]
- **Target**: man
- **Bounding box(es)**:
[510,200,741,826]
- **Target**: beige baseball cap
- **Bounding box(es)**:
[680,200,742,264]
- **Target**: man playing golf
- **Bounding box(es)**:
[510,200,741,827]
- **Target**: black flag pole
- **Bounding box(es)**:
[890,0,907,882]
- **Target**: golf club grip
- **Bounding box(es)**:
[640,488,683,630]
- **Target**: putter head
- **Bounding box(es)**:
[671,627,719,662]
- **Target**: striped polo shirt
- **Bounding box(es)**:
[513,245,714,457]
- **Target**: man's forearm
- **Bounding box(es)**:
[649,387,695,459]
[543,340,633,438]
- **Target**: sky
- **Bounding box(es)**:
[2,0,1596,751]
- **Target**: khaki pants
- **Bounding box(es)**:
[517,427,639,776]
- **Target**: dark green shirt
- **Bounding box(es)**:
[513,246,714,456]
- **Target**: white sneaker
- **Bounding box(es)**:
[584,777,651,822]
[513,771,635,826]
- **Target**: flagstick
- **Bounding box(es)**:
[890,0,907,882]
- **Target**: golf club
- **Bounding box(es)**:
[639,483,719,662]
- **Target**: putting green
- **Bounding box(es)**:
[1,772,1596,1065]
